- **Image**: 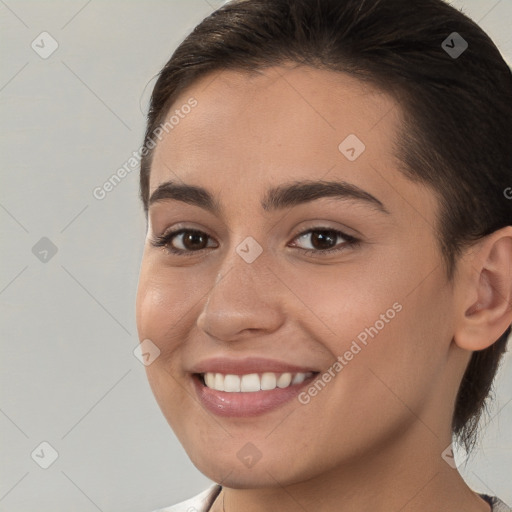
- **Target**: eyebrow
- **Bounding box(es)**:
[148,179,389,215]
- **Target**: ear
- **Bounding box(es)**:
[454,226,512,351]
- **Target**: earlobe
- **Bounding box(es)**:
[455,227,512,351]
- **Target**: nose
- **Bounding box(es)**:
[196,248,285,342]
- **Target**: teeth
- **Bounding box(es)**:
[204,373,215,389]
[241,373,260,392]
[277,372,292,388]
[224,374,241,392]
[202,371,313,392]
[214,373,224,392]
[292,373,307,385]
[261,372,277,390]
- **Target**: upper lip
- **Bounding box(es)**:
[190,357,319,375]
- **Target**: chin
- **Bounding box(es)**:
[188,447,323,490]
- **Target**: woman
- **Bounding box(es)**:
[135,0,512,510]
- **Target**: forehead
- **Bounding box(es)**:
[148,64,436,222]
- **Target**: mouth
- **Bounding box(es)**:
[198,371,316,392]
[192,370,320,417]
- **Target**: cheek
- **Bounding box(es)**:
[135,270,188,401]
[136,269,196,419]
[344,268,455,414]
[136,262,199,343]
[284,261,404,344]
[136,277,166,342]
[295,254,452,391]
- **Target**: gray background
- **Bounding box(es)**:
[0,1,511,510]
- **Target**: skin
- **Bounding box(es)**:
[136,63,512,512]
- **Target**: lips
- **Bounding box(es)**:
[190,357,320,417]
[190,356,319,375]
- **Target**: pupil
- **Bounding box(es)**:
[185,232,206,250]
[312,231,336,250]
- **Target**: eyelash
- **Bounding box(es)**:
[150,227,359,257]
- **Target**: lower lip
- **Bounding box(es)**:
[192,374,317,417]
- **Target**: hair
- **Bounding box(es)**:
[139,0,512,452]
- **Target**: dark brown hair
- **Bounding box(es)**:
[139,0,512,451]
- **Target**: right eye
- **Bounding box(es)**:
[150,229,218,255]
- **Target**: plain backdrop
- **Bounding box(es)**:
[0,1,511,510]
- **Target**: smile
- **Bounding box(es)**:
[192,371,320,417]
[201,371,315,392]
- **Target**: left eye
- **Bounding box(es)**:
[290,228,357,255]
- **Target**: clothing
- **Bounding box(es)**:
[481,494,512,512]
[152,484,512,512]
[152,484,221,512]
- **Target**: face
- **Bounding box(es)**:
[136,64,462,487]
